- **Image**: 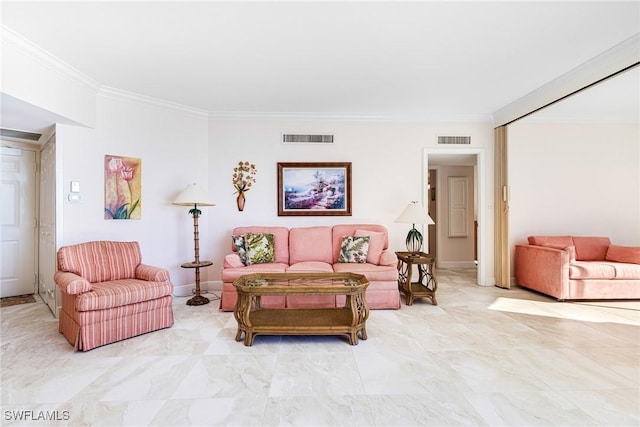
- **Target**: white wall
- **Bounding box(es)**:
[57,94,210,286]
[3,26,497,288]
[207,120,495,285]
[508,121,640,277]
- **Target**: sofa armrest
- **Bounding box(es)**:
[54,271,92,294]
[515,244,570,300]
[135,264,170,282]
[379,250,398,266]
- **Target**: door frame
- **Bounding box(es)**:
[0,140,39,297]
[424,147,486,286]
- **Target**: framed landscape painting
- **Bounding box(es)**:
[277,162,352,216]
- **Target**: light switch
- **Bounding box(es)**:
[70,181,80,193]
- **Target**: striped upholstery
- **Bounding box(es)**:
[57,241,141,283]
[53,271,92,294]
[136,264,170,282]
[54,240,174,351]
[59,292,174,351]
[75,279,173,311]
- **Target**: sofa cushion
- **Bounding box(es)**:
[221,263,288,283]
[232,235,248,265]
[223,253,245,268]
[332,263,398,281]
[611,262,640,280]
[75,279,173,311]
[606,245,640,265]
[289,226,333,264]
[569,262,616,280]
[333,224,389,263]
[286,261,334,273]
[569,261,640,280]
[57,241,141,283]
[232,226,289,264]
[244,233,275,265]
[355,229,385,264]
[572,236,611,261]
[338,236,370,263]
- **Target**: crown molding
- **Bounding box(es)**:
[3,25,208,120]
[208,110,493,123]
[2,25,101,92]
[98,86,209,119]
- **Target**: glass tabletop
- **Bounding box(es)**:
[235,273,367,289]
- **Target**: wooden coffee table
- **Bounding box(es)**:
[232,272,369,346]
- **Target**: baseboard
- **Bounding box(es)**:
[437,260,477,269]
[478,277,495,287]
[173,280,222,297]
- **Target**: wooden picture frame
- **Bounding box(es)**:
[277,162,352,216]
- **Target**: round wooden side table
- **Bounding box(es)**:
[181,260,213,305]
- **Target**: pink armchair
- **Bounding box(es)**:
[54,241,174,351]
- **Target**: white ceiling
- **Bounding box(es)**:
[1,1,639,131]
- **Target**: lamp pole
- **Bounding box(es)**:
[190,203,201,264]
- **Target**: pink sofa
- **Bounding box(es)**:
[515,236,640,301]
[220,224,400,311]
[54,241,174,351]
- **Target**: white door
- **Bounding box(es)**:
[38,136,58,316]
[0,146,37,297]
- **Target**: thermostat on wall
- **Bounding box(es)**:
[67,193,82,203]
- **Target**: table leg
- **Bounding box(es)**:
[397,259,416,305]
[187,266,210,306]
[417,262,438,305]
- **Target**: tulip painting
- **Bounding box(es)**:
[104,155,141,219]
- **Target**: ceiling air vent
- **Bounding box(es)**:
[1,128,42,142]
[437,136,471,145]
[282,134,334,144]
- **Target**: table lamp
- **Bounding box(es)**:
[395,201,435,255]
[173,183,215,305]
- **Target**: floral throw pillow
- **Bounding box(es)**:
[232,235,248,265]
[244,233,275,265]
[338,236,370,263]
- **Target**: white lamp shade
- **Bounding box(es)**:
[172,183,215,206]
[395,202,434,225]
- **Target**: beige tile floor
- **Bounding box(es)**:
[1,269,638,426]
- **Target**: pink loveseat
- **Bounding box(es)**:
[515,236,640,301]
[220,224,400,311]
[54,241,174,351]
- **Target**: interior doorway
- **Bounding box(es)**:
[424,148,485,286]
[0,145,37,298]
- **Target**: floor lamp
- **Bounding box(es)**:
[173,183,215,306]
